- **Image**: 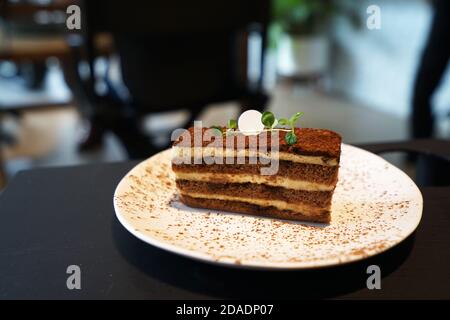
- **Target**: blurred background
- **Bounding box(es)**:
[0,0,449,189]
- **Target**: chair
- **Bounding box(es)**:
[0,0,79,188]
[73,0,270,158]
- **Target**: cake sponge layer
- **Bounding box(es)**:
[180,194,331,223]
[176,180,333,208]
[173,160,339,186]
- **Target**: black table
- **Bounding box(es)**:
[0,155,449,299]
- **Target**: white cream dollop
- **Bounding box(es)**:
[238,110,264,136]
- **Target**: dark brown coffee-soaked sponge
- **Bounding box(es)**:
[180,194,331,223]
[173,161,339,185]
[176,180,334,208]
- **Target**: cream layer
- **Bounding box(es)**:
[180,192,328,215]
[172,147,338,166]
[174,172,335,192]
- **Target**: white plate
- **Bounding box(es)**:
[113,144,423,269]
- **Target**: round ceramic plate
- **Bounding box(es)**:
[113,144,423,269]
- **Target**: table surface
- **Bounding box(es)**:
[0,158,449,299]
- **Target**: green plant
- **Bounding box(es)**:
[227,119,237,129]
[274,0,335,35]
[269,0,361,49]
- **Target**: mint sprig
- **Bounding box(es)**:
[289,112,304,125]
[260,111,304,145]
[261,111,275,128]
[214,111,304,145]
[278,112,304,131]
[285,131,297,145]
[211,126,223,136]
[227,119,237,129]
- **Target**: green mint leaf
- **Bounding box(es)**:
[271,118,278,129]
[211,126,223,136]
[289,112,304,127]
[285,131,297,145]
[227,119,237,129]
[261,111,275,128]
[278,118,289,126]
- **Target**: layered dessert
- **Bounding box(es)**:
[172,127,341,223]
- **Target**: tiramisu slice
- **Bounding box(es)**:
[172,126,341,223]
